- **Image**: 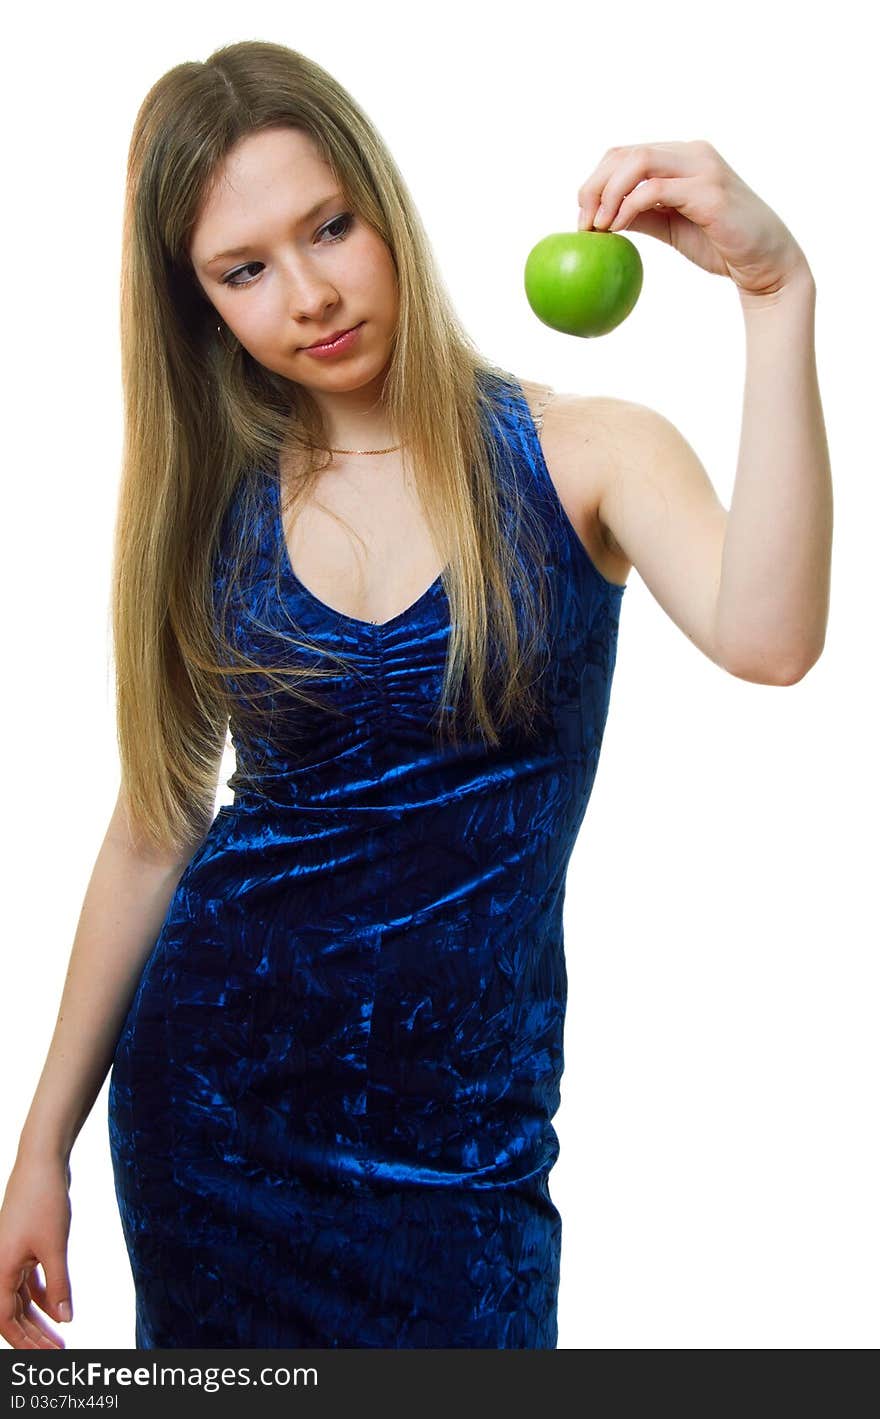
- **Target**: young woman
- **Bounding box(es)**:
[0,41,829,1350]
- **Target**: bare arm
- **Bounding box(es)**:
[15,789,210,1166]
[0,789,216,1346]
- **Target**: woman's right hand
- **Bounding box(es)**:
[0,1152,73,1348]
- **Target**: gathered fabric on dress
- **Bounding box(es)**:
[107,372,626,1348]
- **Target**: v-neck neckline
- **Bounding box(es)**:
[270,447,447,631]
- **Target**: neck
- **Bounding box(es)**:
[306,368,399,451]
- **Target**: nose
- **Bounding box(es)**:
[280,258,340,332]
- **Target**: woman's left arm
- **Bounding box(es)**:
[578,140,832,683]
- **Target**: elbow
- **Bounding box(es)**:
[724,641,824,686]
[777,648,824,685]
[776,631,827,685]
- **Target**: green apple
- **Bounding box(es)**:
[524,231,643,337]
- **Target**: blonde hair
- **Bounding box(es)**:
[113,39,552,859]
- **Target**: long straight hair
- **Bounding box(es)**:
[113,39,552,859]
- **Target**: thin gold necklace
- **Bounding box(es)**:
[324,443,404,455]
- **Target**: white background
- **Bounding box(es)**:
[2,0,875,1351]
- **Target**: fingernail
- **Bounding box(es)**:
[58,1300,72,1321]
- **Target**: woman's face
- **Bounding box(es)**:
[189,125,399,398]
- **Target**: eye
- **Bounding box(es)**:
[322,212,354,242]
[222,212,355,290]
[223,261,263,290]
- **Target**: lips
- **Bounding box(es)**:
[305,324,361,350]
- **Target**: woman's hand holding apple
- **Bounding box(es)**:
[524,138,813,340]
[577,139,810,299]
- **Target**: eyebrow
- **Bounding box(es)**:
[202,192,345,268]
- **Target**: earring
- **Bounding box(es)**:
[216,322,238,354]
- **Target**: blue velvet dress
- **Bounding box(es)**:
[107,373,626,1348]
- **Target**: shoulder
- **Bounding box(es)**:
[520,378,673,473]
[514,377,641,583]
